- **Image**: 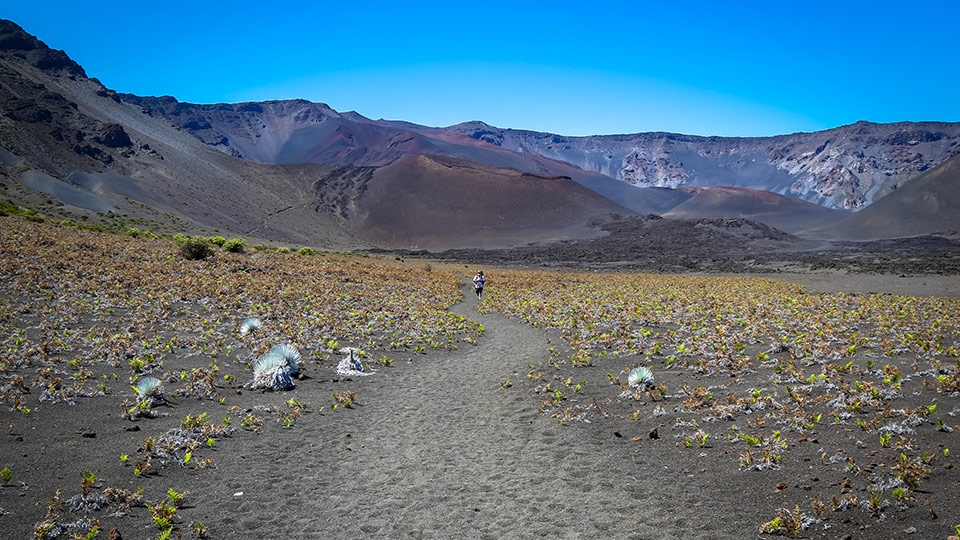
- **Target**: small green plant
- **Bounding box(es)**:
[868,491,883,514]
[297,246,315,256]
[333,391,358,408]
[180,237,214,260]
[81,468,96,495]
[893,452,927,489]
[223,237,246,253]
[190,521,209,538]
[740,433,762,446]
[120,454,129,464]
[34,520,56,539]
[181,412,210,430]
[148,500,177,530]
[695,431,710,448]
[0,466,11,483]
[879,431,892,448]
[759,505,804,536]
[891,486,907,502]
[167,488,188,508]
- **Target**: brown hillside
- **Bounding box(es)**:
[354,155,632,250]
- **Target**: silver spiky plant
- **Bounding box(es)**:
[249,352,295,391]
[627,367,654,389]
[335,347,374,377]
[239,317,262,335]
[267,343,303,375]
[131,376,166,409]
[133,377,163,399]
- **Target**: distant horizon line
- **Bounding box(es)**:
[113,91,959,140]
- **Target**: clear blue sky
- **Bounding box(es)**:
[5,1,959,137]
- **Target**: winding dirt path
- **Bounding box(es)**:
[200,282,732,538]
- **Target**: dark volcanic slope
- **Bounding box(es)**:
[0,20,371,248]
[830,152,960,240]
[354,155,632,250]
[415,214,960,275]
[3,20,646,251]
[423,214,806,271]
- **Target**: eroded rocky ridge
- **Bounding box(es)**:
[446,121,960,210]
[123,91,960,210]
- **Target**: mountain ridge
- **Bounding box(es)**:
[1,18,959,256]
[111,77,960,211]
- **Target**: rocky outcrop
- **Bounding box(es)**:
[446,122,960,210]
[0,19,85,77]
[96,124,132,149]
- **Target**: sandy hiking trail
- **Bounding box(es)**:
[188,281,736,539]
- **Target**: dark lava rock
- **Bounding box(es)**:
[97,124,132,148]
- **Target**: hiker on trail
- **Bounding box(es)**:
[473,270,486,300]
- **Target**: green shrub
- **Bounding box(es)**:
[209,235,226,247]
[252,244,270,252]
[180,237,214,260]
[126,227,141,238]
[298,247,315,256]
[173,234,189,247]
[0,200,32,217]
[223,237,246,253]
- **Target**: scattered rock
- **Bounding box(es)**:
[97,124,132,148]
